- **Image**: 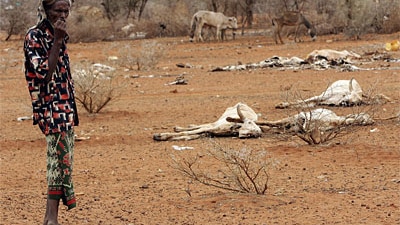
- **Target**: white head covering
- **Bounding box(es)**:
[36,0,72,24]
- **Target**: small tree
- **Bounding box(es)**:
[0,1,34,41]
[101,0,148,21]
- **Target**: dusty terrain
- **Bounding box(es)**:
[1,32,399,225]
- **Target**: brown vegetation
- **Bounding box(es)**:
[1,0,399,42]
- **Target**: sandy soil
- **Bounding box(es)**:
[1,32,399,225]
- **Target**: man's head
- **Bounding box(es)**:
[43,0,71,24]
[37,0,72,24]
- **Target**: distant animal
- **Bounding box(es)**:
[153,103,262,141]
[275,78,391,109]
[189,10,238,42]
[257,108,375,133]
[272,11,316,44]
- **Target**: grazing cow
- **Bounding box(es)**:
[153,103,262,141]
[257,108,374,133]
[189,10,238,42]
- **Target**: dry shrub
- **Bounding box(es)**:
[133,20,165,38]
[118,40,166,71]
[73,63,121,113]
[68,6,114,42]
[0,1,34,41]
[290,108,374,145]
[138,1,191,38]
[382,9,400,33]
[171,140,275,195]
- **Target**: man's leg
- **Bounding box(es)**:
[42,199,48,225]
[44,199,59,225]
[45,133,63,225]
[61,129,76,210]
[44,130,76,224]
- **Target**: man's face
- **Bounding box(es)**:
[47,1,70,24]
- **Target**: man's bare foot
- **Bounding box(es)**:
[47,222,61,225]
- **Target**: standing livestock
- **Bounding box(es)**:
[189,10,238,42]
[272,11,316,44]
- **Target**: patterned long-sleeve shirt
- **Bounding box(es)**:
[24,19,79,135]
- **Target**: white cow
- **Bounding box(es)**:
[189,10,238,42]
[153,103,262,141]
[258,108,375,132]
[276,78,365,108]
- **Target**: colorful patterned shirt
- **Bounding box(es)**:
[24,19,79,135]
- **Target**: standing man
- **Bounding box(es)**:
[24,1,78,224]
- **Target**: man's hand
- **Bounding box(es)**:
[46,18,67,82]
[54,18,67,42]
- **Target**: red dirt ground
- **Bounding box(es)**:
[1,32,399,225]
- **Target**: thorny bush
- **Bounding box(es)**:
[73,64,121,113]
[171,140,277,195]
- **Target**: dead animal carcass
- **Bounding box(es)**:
[276,78,390,109]
[259,108,374,131]
[153,102,262,141]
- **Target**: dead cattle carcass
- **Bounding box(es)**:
[153,103,262,141]
[275,78,390,109]
[189,10,238,42]
[260,108,374,131]
[258,108,374,144]
[306,49,361,62]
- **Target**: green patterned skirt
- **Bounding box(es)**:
[45,129,76,210]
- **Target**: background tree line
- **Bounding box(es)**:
[1,0,399,42]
